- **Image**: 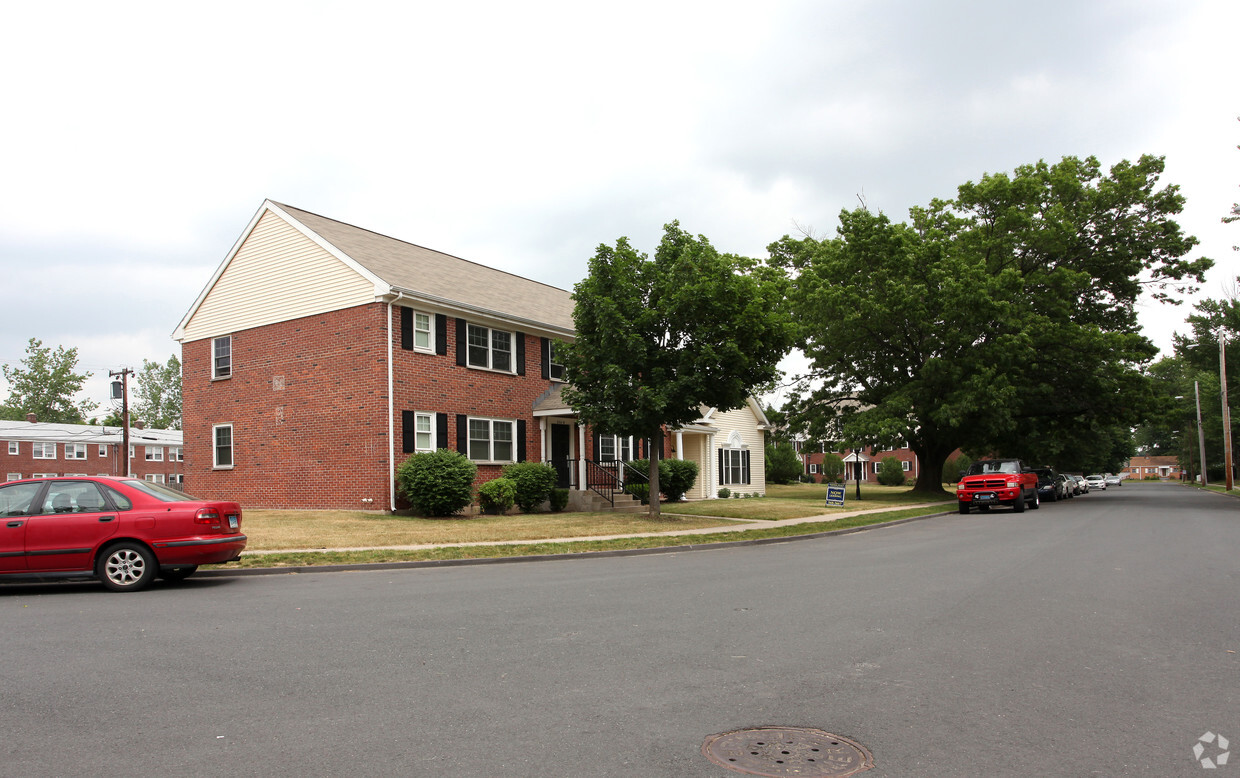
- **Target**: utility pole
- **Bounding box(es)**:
[109,368,133,476]
[1221,331,1234,491]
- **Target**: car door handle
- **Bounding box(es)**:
[98,516,115,522]
[6,521,22,528]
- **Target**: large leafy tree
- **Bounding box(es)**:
[561,221,794,517]
[132,354,182,430]
[774,155,1212,494]
[2,338,97,424]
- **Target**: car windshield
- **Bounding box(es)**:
[972,461,1020,475]
[120,479,199,502]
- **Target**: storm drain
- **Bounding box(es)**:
[701,726,873,777]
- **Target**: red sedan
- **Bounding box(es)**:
[0,476,246,591]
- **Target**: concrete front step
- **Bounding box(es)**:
[567,490,647,513]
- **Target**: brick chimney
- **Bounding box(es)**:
[25,413,37,423]
[133,420,145,430]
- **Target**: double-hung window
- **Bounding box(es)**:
[213,424,233,468]
[402,411,436,454]
[145,446,163,461]
[597,435,632,462]
[213,336,232,379]
[98,444,108,457]
[65,444,87,460]
[548,341,565,381]
[170,447,183,462]
[7,441,17,455]
[466,324,512,372]
[468,418,514,462]
[32,442,56,460]
[720,449,750,486]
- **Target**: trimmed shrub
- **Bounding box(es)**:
[549,488,570,512]
[477,477,517,515]
[764,442,802,485]
[501,462,558,513]
[396,449,477,517]
[717,487,731,499]
[820,453,845,483]
[877,456,906,486]
[661,459,699,502]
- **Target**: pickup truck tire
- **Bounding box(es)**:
[1012,490,1026,513]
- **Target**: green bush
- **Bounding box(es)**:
[820,453,845,482]
[764,442,802,484]
[624,483,651,505]
[627,457,698,502]
[717,487,731,499]
[944,453,973,483]
[549,488,570,512]
[501,462,558,513]
[877,456,906,486]
[396,449,477,517]
[477,477,517,515]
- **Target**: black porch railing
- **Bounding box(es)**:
[548,459,650,507]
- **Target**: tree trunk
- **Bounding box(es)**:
[648,428,663,519]
[911,442,952,496]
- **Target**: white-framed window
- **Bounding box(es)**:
[66,473,87,477]
[145,446,163,461]
[466,324,513,372]
[809,463,818,474]
[144,473,165,484]
[98,444,108,457]
[32,473,57,479]
[213,424,234,469]
[902,460,911,472]
[414,312,433,351]
[32,442,56,460]
[597,434,633,462]
[213,335,232,379]
[7,441,17,455]
[720,449,749,485]
[402,411,435,454]
[128,445,135,460]
[169,447,183,462]
[468,417,514,462]
[65,443,87,460]
[5,473,20,482]
[548,340,565,382]
[169,473,184,485]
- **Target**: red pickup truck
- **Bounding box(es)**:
[956,459,1039,514]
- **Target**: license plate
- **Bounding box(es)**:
[972,492,996,503]
[227,515,239,530]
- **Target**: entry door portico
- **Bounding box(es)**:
[550,424,572,488]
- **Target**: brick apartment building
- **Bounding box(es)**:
[800,443,923,483]
[2,416,184,484]
[173,201,769,510]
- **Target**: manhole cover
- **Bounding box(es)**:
[702,726,873,777]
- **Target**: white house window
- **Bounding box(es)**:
[466,324,512,372]
[32,472,57,479]
[32,442,56,460]
[145,446,164,462]
[213,424,233,468]
[902,460,911,472]
[98,445,108,457]
[721,449,749,485]
[402,412,435,454]
[597,435,633,462]
[169,447,183,461]
[65,444,87,460]
[213,336,232,379]
[128,445,134,460]
[6,473,20,482]
[468,418,514,462]
[170,473,184,485]
[7,441,17,455]
[809,463,818,474]
[414,312,432,351]
[145,473,165,484]
[548,341,565,381]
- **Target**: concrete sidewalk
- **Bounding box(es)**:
[244,501,953,556]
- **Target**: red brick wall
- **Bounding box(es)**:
[182,304,392,509]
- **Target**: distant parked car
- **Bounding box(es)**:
[0,476,246,591]
[1104,473,1123,486]
[1056,473,1077,498]
[1085,474,1107,491]
[1072,475,1090,494]
[1034,467,1070,502]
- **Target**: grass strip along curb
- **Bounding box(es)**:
[199,505,953,578]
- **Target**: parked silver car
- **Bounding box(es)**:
[1085,474,1107,491]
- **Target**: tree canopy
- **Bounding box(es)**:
[773,155,1212,493]
[132,355,183,430]
[561,221,794,516]
[1,338,97,424]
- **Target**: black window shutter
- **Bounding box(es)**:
[435,314,447,355]
[516,419,527,462]
[743,451,751,484]
[455,319,467,366]
[401,410,415,453]
[456,414,468,455]
[592,431,600,462]
[436,413,448,451]
[516,332,526,376]
[400,307,413,350]
[540,338,550,380]
[718,449,725,484]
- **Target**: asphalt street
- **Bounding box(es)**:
[2,483,1236,777]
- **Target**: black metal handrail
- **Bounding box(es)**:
[586,459,650,507]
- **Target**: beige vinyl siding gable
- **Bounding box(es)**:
[180,211,377,342]
[713,405,767,495]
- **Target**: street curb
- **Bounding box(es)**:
[196,509,955,579]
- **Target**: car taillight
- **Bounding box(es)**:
[195,508,221,524]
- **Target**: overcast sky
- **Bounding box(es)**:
[1,0,1236,416]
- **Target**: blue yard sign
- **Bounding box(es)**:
[826,484,846,507]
